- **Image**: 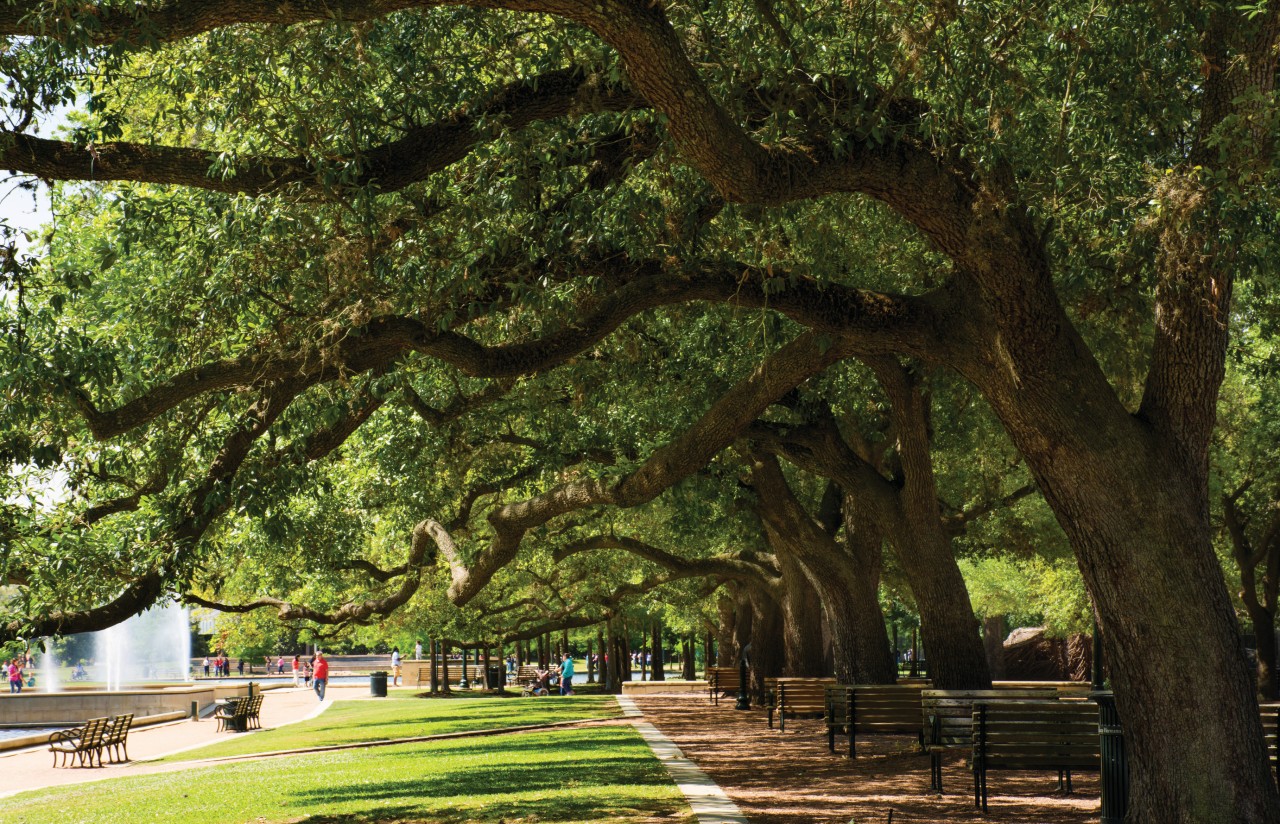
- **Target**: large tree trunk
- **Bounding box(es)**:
[744,585,784,701]
[952,185,1280,819]
[751,455,894,683]
[869,361,992,690]
[716,593,737,666]
[776,551,827,677]
[683,635,697,680]
[983,615,1007,680]
[650,621,666,681]
[751,405,986,689]
[1257,618,1279,703]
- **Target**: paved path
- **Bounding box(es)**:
[618,695,749,824]
[0,685,366,798]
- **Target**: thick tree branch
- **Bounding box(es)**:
[1,68,641,196]
[554,535,778,581]
[415,330,849,604]
[73,261,942,442]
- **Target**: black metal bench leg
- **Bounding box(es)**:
[828,726,835,752]
[1065,769,1073,795]
[848,725,856,760]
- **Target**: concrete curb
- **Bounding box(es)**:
[617,696,750,824]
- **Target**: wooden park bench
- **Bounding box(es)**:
[48,716,111,768]
[972,699,1100,812]
[922,688,1059,792]
[769,677,837,731]
[1261,703,1280,787]
[826,683,925,758]
[216,697,253,733]
[993,680,1093,698]
[102,713,134,764]
[706,666,742,705]
[246,695,264,730]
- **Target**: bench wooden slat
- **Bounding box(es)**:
[773,678,837,731]
[825,683,927,758]
[972,700,1100,812]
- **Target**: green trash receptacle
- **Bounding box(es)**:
[370,671,388,697]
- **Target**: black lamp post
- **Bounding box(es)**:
[459,647,471,689]
[734,655,750,710]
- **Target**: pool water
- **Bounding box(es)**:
[0,726,66,742]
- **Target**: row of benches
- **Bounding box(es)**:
[705,672,1114,811]
[48,713,134,768]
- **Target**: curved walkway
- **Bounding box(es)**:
[0,684,355,798]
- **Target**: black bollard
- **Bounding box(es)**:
[1093,691,1129,824]
[734,656,750,710]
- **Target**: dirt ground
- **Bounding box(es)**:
[633,695,1101,824]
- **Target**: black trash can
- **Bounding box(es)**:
[486,666,506,690]
[370,671,388,697]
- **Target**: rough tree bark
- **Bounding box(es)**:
[717,593,737,667]
[750,454,894,683]
[650,621,665,681]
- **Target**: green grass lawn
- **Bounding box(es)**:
[8,726,691,824]
[157,694,621,761]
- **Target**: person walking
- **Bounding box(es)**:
[313,653,329,701]
[391,647,402,687]
[202,656,210,677]
[414,640,423,662]
[8,659,23,694]
[292,655,302,687]
[558,652,575,696]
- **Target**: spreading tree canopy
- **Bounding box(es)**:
[3,1,1280,820]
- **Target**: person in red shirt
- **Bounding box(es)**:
[312,653,329,701]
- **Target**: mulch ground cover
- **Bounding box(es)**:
[633,695,1100,824]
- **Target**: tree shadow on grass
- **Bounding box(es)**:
[281,731,684,823]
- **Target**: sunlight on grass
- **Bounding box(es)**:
[156,694,621,761]
[8,726,690,824]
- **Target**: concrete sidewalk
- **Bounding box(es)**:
[0,684,368,798]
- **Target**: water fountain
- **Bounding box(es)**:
[1,603,203,748]
[94,602,192,689]
[39,639,60,693]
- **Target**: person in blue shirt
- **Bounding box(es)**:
[558,653,575,696]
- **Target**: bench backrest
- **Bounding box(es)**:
[1253,704,1280,803]
[249,695,263,714]
[707,666,742,691]
[80,717,110,748]
[105,713,134,745]
[777,678,836,715]
[973,699,1100,771]
[922,689,1059,749]
[993,680,1093,698]
[827,684,925,731]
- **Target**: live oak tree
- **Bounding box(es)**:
[3,1,1280,820]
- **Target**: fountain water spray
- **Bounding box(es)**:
[94,602,192,690]
[39,638,60,693]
